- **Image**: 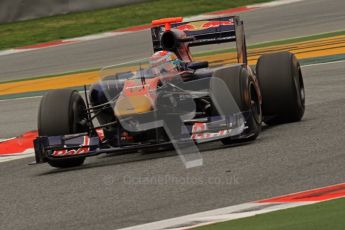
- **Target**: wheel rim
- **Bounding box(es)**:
[72,96,88,133]
[298,67,305,108]
[249,82,262,124]
[293,65,305,114]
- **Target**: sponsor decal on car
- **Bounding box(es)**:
[191,122,228,141]
[176,20,234,31]
[52,136,90,156]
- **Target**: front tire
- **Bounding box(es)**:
[38,89,88,168]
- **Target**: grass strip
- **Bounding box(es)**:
[0,0,272,50]
[196,198,345,230]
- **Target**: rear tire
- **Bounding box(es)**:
[38,89,88,168]
[256,51,305,125]
[210,65,262,145]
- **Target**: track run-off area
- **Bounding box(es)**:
[1,0,345,229]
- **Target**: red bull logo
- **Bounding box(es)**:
[176,20,234,31]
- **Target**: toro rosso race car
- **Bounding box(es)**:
[34,16,305,168]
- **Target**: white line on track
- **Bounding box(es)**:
[250,0,306,8]
[301,59,345,68]
[0,137,15,142]
[0,148,35,163]
[0,95,43,102]
[0,153,34,163]
[117,181,345,230]
[0,89,89,102]
[116,201,316,230]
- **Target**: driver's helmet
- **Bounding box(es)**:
[149,51,183,75]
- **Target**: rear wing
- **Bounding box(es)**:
[151,16,248,64]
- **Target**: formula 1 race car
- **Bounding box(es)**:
[34,16,305,168]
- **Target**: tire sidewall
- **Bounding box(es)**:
[38,89,88,168]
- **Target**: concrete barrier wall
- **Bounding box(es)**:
[0,0,146,24]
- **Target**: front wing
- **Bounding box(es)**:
[34,114,252,164]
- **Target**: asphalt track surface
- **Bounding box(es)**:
[1,0,345,229]
[1,60,345,230]
[0,0,345,82]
